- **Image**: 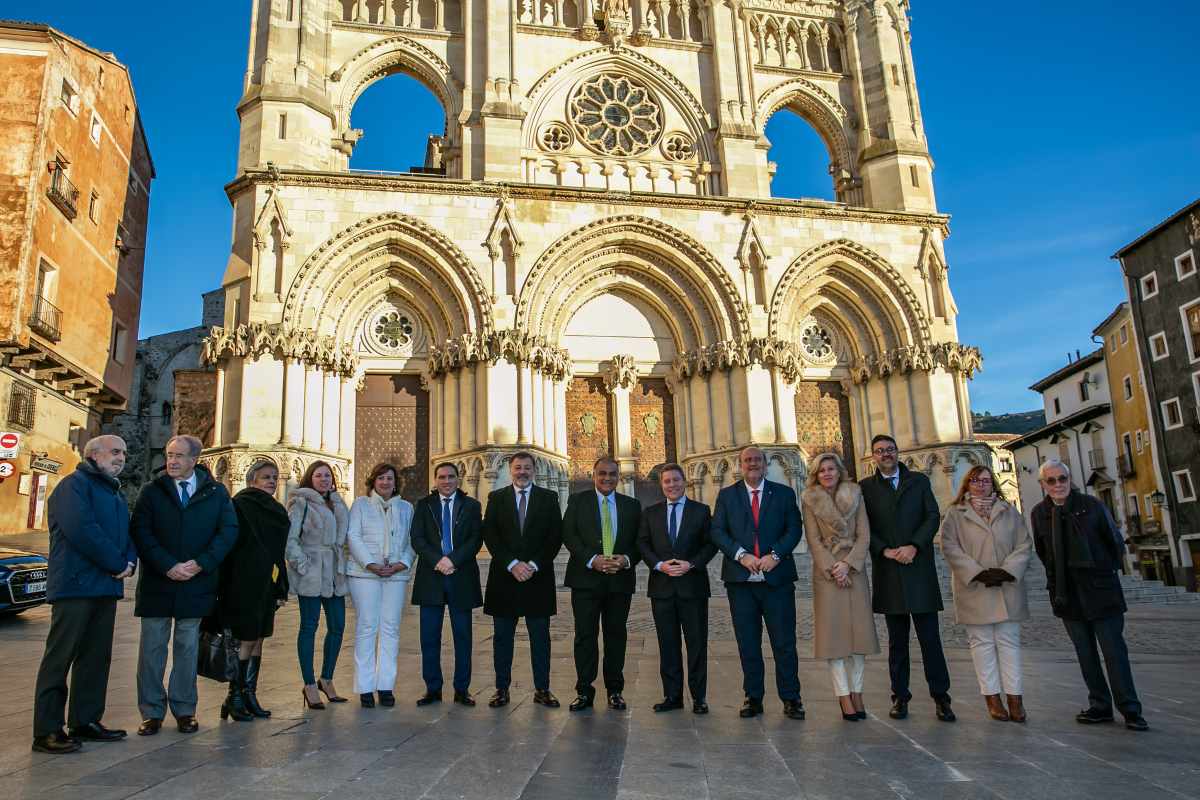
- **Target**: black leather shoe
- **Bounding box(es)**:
[175,716,199,734]
[1124,714,1149,732]
[889,700,908,720]
[783,699,806,720]
[32,730,81,754]
[1076,707,1114,724]
[934,697,956,722]
[488,689,510,708]
[453,691,476,707]
[137,718,163,736]
[533,689,560,708]
[569,693,594,712]
[360,693,376,708]
[378,691,395,707]
[608,694,627,711]
[739,697,764,718]
[417,691,442,706]
[68,722,126,741]
[692,700,709,715]
[654,697,684,712]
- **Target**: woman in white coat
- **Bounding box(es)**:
[345,463,416,708]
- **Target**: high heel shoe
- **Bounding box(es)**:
[850,692,867,720]
[302,686,325,710]
[317,679,348,703]
[838,695,859,721]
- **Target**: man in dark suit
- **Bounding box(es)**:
[411,462,483,707]
[482,451,563,708]
[637,462,716,714]
[859,433,954,723]
[710,446,805,720]
[562,457,642,712]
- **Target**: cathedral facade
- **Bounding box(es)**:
[200,0,986,509]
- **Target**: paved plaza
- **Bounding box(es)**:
[2,556,1200,800]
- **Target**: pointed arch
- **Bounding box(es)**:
[756,77,852,176]
[329,35,460,134]
[517,216,749,350]
[769,239,933,356]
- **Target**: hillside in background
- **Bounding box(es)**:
[972,410,1046,435]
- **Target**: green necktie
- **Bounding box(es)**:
[601,496,614,557]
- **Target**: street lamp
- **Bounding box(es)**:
[1151,490,1166,508]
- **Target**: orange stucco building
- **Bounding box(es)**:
[0,21,153,532]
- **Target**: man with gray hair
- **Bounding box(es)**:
[32,436,137,754]
[1030,459,1148,731]
[130,434,238,735]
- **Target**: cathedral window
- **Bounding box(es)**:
[661,133,695,162]
[569,74,663,157]
[373,310,414,351]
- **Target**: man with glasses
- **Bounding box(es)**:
[860,434,954,722]
[1030,459,1148,731]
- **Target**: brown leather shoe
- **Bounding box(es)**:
[137,718,163,736]
[175,716,199,734]
[985,694,1010,721]
[1006,694,1027,723]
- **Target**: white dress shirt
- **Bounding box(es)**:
[655,496,690,573]
[735,480,773,580]
[508,484,539,573]
[587,490,629,570]
[176,472,198,504]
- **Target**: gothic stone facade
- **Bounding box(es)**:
[200,0,987,510]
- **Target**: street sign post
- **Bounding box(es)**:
[0,461,14,478]
[0,432,20,460]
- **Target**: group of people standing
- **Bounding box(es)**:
[30,428,1149,755]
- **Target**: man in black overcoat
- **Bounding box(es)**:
[859,433,954,722]
[411,462,483,707]
[562,457,641,712]
[482,452,563,708]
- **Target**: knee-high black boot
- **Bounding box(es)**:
[244,655,271,718]
[221,659,255,722]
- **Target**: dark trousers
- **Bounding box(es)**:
[571,589,633,697]
[420,579,473,693]
[1062,614,1142,716]
[651,595,708,702]
[492,615,551,691]
[297,595,346,685]
[33,598,117,737]
[727,582,801,702]
[885,612,951,702]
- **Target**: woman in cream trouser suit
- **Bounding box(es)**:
[345,463,416,707]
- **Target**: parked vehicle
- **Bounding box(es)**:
[0,548,48,614]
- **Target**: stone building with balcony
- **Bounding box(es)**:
[1115,198,1200,590]
[1093,302,1172,582]
[0,22,153,532]
[1004,348,1135,572]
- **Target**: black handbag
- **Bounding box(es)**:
[197,627,239,683]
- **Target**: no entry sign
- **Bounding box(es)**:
[0,432,19,459]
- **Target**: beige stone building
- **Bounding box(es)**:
[0,22,152,532]
[200,0,986,509]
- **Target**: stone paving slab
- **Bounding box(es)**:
[3,558,1200,799]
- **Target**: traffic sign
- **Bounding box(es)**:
[0,461,14,478]
[0,432,19,459]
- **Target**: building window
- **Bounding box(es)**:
[1000,457,1013,472]
[1143,494,1154,517]
[1135,430,1143,452]
[1193,369,1200,407]
[1174,469,1197,503]
[1141,272,1159,299]
[1079,375,1090,402]
[1182,299,1200,363]
[88,191,101,224]
[909,164,920,187]
[60,78,78,114]
[1123,375,1133,400]
[278,113,288,140]
[1053,397,1061,415]
[6,382,35,430]
[1161,397,1184,430]
[110,321,128,365]
[1129,493,1141,517]
[1149,331,1169,361]
[89,113,102,145]
[1109,334,1118,353]
[1120,324,1129,345]
[1177,250,1197,281]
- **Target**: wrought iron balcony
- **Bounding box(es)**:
[1088,448,1106,470]
[28,297,62,342]
[1117,454,1136,478]
[46,167,79,220]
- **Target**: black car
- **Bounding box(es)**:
[0,547,49,614]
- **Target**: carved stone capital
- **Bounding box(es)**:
[850,341,983,384]
[602,354,639,393]
[425,330,573,381]
[201,323,358,377]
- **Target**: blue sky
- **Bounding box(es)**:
[10,1,1199,413]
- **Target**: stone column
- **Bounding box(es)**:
[338,375,356,459]
[212,366,227,446]
[602,355,640,496]
[321,369,341,452]
[280,357,304,445]
[302,364,322,449]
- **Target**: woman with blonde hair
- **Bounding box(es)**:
[939,464,1033,722]
[801,452,879,721]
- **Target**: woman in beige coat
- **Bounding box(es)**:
[801,452,880,721]
[939,465,1032,723]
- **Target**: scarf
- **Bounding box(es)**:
[1050,501,1097,610]
[968,493,995,519]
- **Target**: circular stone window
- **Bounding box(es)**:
[800,323,834,361]
[568,74,663,157]
[372,309,414,352]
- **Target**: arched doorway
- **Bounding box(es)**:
[355,374,430,502]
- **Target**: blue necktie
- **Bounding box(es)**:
[668,502,679,546]
[178,481,190,507]
[441,497,453,555]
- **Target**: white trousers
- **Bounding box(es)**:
[828,654,866,696]
[348,577,407,693]
[964,621,1022,696]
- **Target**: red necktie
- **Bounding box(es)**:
[751,489,761,558]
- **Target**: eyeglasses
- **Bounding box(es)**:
[1043,476,1070,485]
[872,447,898,456]
[969,477,993,485]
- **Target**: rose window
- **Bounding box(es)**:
[800,323,834,360]
[539,122,572,152]
[568,74,663,156]
[373,311,414,351]
[662,133,695,162]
